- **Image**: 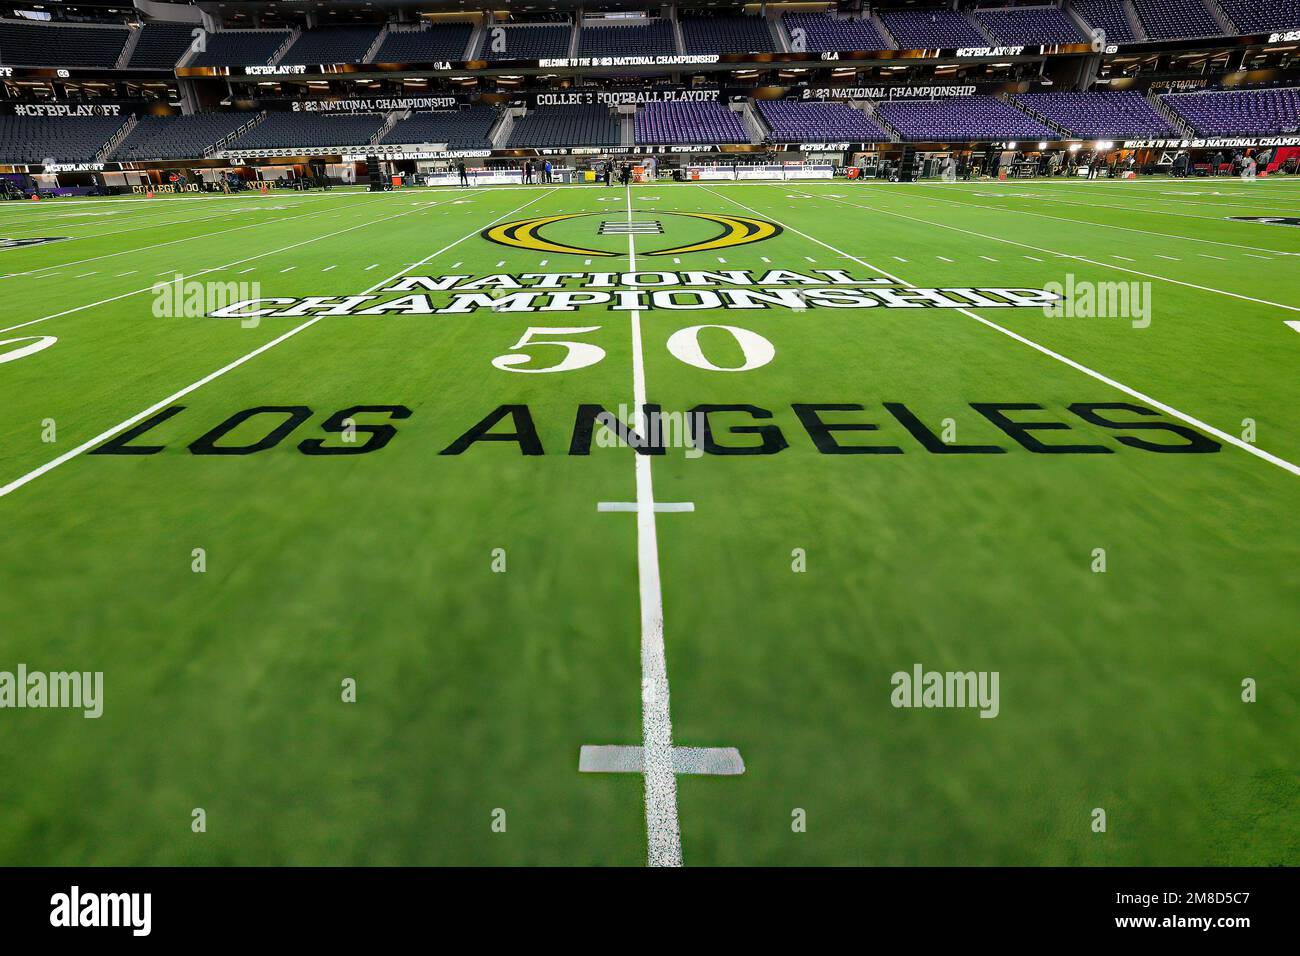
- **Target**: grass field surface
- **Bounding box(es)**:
[1,177,1296,865]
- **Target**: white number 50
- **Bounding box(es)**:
[492,326,606,374]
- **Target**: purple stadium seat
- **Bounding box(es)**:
[635,101,749,144]
[1014,91,1175,136]
[1162,88,1300,135]
[757,100,889,141]
[876,95,1054,140]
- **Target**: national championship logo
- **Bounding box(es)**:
[483,210,781,257]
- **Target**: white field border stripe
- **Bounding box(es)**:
[0,202,275,237]
[625,184,683,867]
[0,189,379,211]
[780,186,1300,315]
[0,193,335,241]
[917,180,1300,233]
[902,182,1298,256]
[955,181,1300,214]
[0,192,480,336]
[0,189,555,500]
[0,191,416,278]
[700,186,1300,479]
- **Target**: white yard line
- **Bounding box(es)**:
[0,194,474,336]
[702,186,1300,479]
[886,182,1300,256]
[923,181,1300,221]
[0,190,557,500]
[624,184,683,868]
[0,192,376,279]
[779,187,1300,315]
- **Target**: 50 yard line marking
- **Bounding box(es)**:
[0,190,556,500]
[701,185,1300,479]
[623,185,683,867]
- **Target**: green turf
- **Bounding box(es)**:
[1,178,1297,865]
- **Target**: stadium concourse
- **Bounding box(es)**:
[0,0,1297,884]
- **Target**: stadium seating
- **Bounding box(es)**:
[128,22,197,69]
[111,114,252,161]
[879,8,986,48]
[1070,0,1139,43]
[635,101,749,144]
[781,13,893,51]
[1013,91,1175,136]
[680,15,778,54]
[0,115,125,163]
[188,29,291,67]
[0,20,128,68]
[507,104,619,147]
[1218,0,1300,33]
[279,26,380,65]
[482,24,571,60]
[1131,0,1227,39]
[876,95,1054,140]
[1162,87,1300,135]
[974,6,1087,44]
[578,21,677,57]
[757,100,889,141]
[380,106,498,148]
[372,24,472,61]
[225,112,386,150]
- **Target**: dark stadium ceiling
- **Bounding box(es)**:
[5,0,965,20]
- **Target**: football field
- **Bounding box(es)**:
[1,177,1297,866]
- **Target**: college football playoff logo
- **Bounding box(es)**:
[482,211,781,258]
